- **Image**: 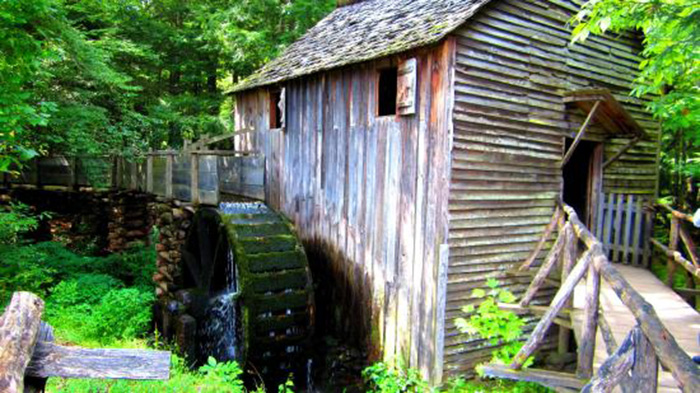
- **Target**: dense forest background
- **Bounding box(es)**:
[2,0,697,207]
[0,0,334,169]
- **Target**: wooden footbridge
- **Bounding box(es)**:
[484,203,700,392]
[5,152,700,392]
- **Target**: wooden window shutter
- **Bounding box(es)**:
[397,58,417,116]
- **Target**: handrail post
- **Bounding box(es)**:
[668,216,680,287]
[559,223,576,354]
[577,256,601,378]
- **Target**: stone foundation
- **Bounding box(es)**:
[150,199,194,300]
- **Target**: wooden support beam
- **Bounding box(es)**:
[577,257,602,379]
[511,248,594,369]
[597,314,617,356]
[481,365,588,390]
[24,323,53,393]
[521,207,562,271]
[188,133,237,151]
[602,136,641,170]
[520,224,569,306]
[0,292,44,393]
[594,257,700,391]
[562,100,601,168]
[581,327,635,393]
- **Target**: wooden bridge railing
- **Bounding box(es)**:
[0,292,170,393]
[3,148,266,205]
[650,204,700,303]
[483,202,700,392]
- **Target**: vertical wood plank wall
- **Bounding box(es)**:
[234,40,455,382]
[445,0,659,378]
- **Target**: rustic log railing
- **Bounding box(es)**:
[2,148,266,205]
[0,292,170,393]
[650,204,700,303]
[483,202,700,392]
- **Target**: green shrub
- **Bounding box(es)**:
[49,274,123,308]
[0,241,154,305]
[86,288,155,344]
[455,279,532,370]
[0,243,58,304]
[362,361,428,393]
[0,202,48,244]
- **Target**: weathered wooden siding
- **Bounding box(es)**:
[445,0,659,378]
[234,40,455,382]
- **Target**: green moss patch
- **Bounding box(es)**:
[239,235,297,254]
[249,290,309,314]
[247,250,305,273]
[232,223,290,238]
[250,269,308,293]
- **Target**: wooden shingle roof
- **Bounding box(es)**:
[230,0,492,93]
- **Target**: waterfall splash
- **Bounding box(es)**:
[199,246,241,362]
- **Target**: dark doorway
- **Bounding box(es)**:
[562,139,602,226]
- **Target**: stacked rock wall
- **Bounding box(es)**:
[107,191,154,252]
[151,199,193,300]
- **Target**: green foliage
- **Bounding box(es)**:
[572,0,699,133]
[85,288,154,343]
[48,274,123,307]
[361,363,551,393]
[0,241,154,316]
[455,279,532,370]
[443,378,551,393]
[362,361,428,393]
[0,0,336,167]
[0,202,49,244]
[572,0,700,207]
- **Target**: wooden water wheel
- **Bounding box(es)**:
[181,202,314,381]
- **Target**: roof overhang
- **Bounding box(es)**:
[563,89,646,138]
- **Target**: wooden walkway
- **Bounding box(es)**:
[573,265,700,392]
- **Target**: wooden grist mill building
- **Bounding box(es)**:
[229,0,660,384]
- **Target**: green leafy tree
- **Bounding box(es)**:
[572,0,700,207]
[1,0,335,168]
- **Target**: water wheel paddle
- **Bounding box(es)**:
[181,202,314,380]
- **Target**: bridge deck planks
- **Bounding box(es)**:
[572,264,700,393]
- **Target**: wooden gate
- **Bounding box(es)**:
[593,193,654,267]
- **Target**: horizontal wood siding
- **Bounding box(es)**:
[234,40,455,383]
[446,0,659,378]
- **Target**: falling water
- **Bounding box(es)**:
[199,202,267,363]
[200,247,241,362]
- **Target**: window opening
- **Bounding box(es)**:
[377,67,398,116]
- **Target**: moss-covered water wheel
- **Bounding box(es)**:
[181,202,314,382]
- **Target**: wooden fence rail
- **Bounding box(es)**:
[483,202,700,392]
[3,150,266,205]
[0,292,170,393]
[650,204,700,304]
